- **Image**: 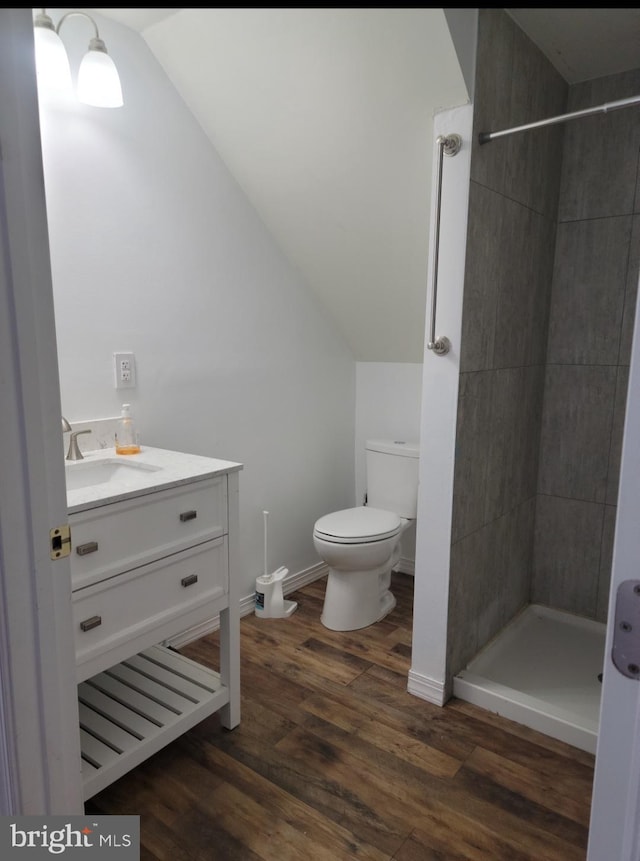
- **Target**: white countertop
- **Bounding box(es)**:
[66,446,243,514]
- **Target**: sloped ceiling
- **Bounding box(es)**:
[95,8,469,362]
[93,8,640,361]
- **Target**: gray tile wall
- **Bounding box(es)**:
[532,69,640,620]
[449,10,640,682]
[448,10,566,678]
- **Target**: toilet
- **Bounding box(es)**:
[313,439,419,631]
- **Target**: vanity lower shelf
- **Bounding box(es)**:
[79,644,227,800]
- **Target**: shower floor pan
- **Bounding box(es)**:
[453,604,606,754]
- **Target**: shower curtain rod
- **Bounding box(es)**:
[479,94,640,144]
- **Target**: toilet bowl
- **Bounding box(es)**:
[314,438,419,632]
[313,506,410,631]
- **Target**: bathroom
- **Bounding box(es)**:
[44,2,637,738]
[2,7,640,841]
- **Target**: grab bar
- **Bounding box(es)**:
[427,132,462,356]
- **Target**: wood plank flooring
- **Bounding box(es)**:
[86,573,595,860]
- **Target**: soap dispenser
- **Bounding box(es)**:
[115,404,140,455]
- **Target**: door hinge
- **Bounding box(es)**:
[612,579,640,680]
[50,524,71,560]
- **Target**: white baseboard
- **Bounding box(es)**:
[167,561,328,648]
[282,561,328,594]
[407,669,447,706]
[396,557,415,576]
[167,617,221,648]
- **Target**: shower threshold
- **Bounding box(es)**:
[453,603,606,754]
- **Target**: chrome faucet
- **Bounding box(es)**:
[62,417,91,461]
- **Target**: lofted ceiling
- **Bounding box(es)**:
[92,8,640,362]
[93,7,468,362]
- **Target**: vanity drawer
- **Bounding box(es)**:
[73,536,227,675]
[69,476,227,591]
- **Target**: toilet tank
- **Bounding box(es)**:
[365,439,420,519]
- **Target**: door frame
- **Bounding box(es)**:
[0,8,83,813]
[587,273,640,858]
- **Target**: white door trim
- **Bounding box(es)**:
[587,272,640,858]
[0,8,83,813]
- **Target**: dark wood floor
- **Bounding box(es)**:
[86,573,595,860]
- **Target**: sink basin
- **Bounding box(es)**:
[65,458,161,491]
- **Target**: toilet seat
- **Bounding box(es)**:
[314,506,401,544]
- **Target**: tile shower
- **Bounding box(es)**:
[449,10,640,751]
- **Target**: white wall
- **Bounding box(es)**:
[409,103,474,704]
[38,12,355,601]
[141,8,469,364]
[355,362,423,569]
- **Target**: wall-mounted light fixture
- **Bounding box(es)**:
[33,8,123,108]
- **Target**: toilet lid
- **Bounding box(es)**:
[314,506,402,544]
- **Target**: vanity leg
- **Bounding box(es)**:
[219,470,241,729]
[219,604,240,728]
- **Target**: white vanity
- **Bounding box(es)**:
[65,446,242,800]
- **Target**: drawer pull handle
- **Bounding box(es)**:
[80,615,102,632]
[76,541,98,556]
[180,510,197,522]
[181,574,198,588]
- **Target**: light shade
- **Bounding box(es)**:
[77,38,124,108]
[33,21,72,92]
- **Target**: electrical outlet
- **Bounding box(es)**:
[114,352,136,389]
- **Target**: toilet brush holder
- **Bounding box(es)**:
[255,510,297,619]
[255,566,297,619]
